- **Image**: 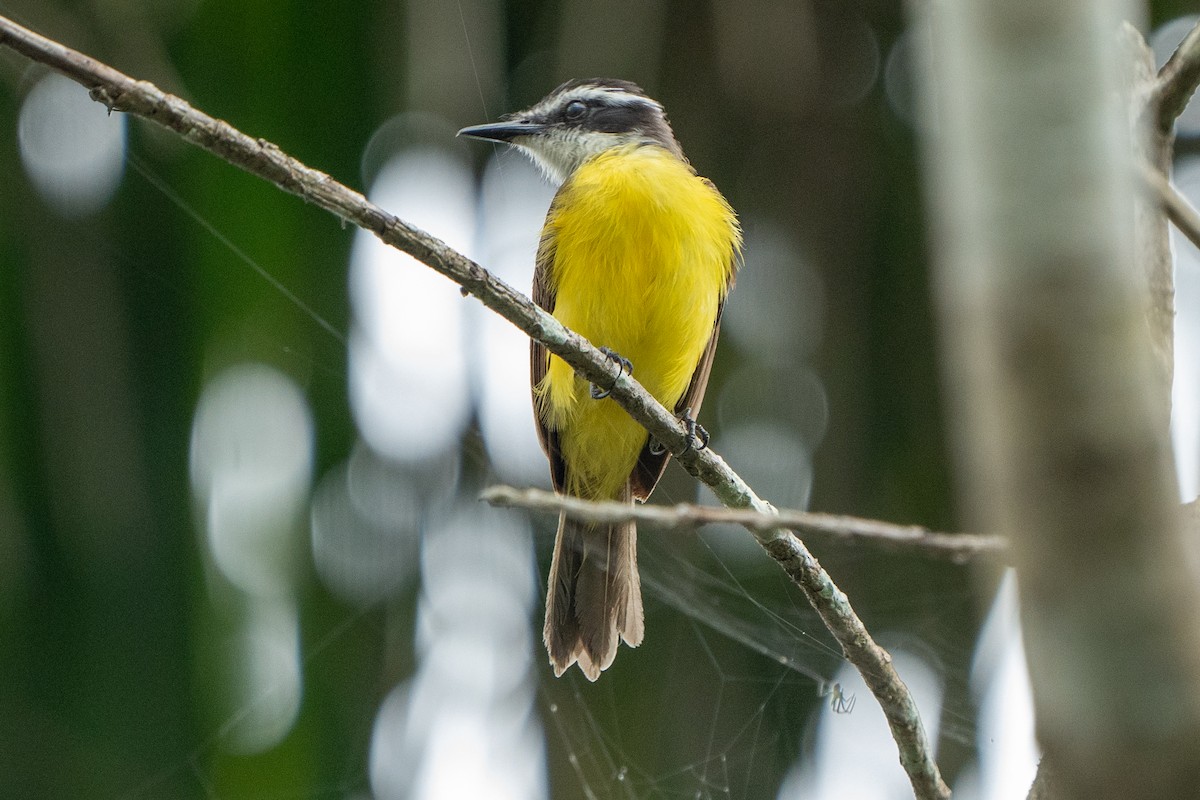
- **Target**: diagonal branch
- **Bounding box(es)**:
[483,485,1008,563]
[1140,160,1200,251]
[0,15,950,799]
[1137,16,1200,254]
[1153,17,1200,132]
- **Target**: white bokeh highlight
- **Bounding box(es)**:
[309,448,422,607]
[472,150,556,487]
[349,147,476,464]
[215,596,303,754]
[369,505,545,800]
[18,72,126,217]
[953,571,1039,800]
[189,362,313,753]
[1171,157,1200,502]
[191,363,313,596]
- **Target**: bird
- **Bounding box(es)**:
[459,78,741,680]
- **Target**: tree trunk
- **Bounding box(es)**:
[913,0,1200,796]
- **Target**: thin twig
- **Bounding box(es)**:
[0,15,950,799]
[483,485,1007,563]
[1140,160,1200,251]
[1154,17,1200,132]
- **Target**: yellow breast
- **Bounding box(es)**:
[538,144,740,499]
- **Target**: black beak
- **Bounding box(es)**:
[457,120,545,143]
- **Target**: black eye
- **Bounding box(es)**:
[564,100,588,120]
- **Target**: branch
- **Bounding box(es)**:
[0,15,949,799]
[483,485,1008,563]
[1154,17,1200,132]
[1141,160,1200,251]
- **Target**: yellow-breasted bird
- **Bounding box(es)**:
[460,79,741,680]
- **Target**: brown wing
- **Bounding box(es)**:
[629,270,736,503]
[531,204,566,492]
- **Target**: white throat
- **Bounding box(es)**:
[513,129,645,186]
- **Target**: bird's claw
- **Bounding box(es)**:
[649,407,709,456]
[589,347,633,400]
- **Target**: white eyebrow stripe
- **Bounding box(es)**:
[529,85,661,117]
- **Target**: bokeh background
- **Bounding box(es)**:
[0,1,1198,798]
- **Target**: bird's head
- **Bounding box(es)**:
[458,78,683,184]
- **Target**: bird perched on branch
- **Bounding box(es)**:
[460,78,741,680]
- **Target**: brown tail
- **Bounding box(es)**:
[543,487,644,681]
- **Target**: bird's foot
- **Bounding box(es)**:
[589,347,633,400]
[649,407,709,456]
